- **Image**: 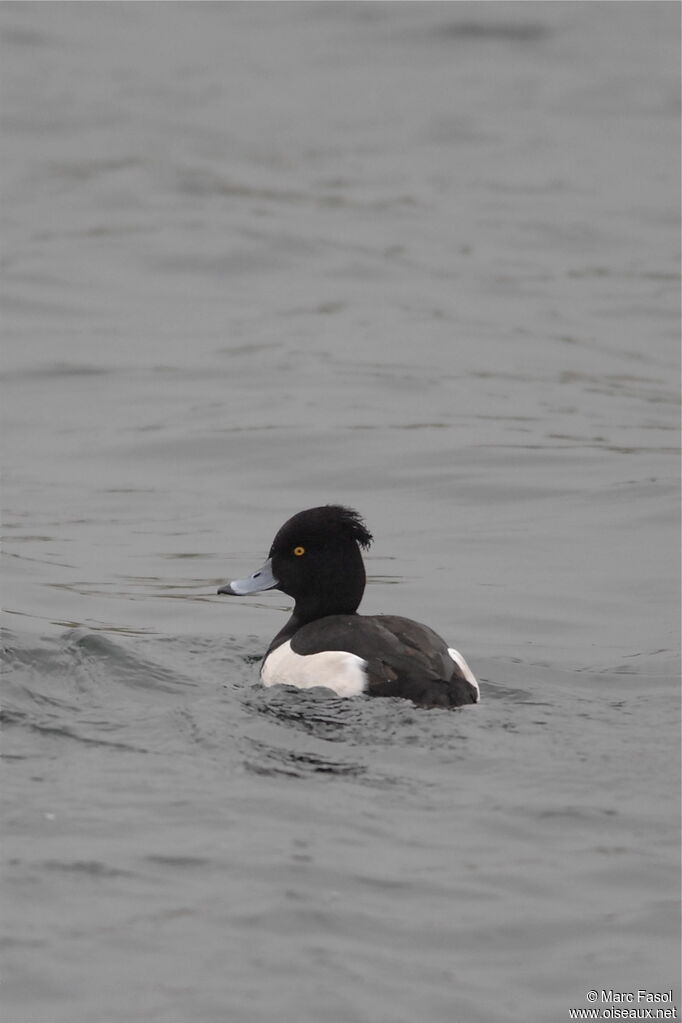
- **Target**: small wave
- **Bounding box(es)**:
[241,737,365,779]
[0,708,147,752]
[435,21,550,42]
[143,855,213,869]
[62,629,198,694]
[40,859,135,878]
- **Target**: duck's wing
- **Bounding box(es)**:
[291,614,478,708]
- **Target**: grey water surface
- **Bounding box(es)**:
[2,3,680,1022]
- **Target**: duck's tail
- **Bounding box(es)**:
[369,671,479,709]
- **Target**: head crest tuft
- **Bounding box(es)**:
[270,505,373,555]
[324,505,373,550]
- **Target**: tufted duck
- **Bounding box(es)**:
[217,505,479,708]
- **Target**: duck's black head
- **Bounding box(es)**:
[218,505,373,622]
[270,505,372,616]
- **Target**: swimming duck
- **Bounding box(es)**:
[217,505,479,708]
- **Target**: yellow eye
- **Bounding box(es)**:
[293,546,306,557]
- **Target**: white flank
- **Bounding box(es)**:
[261,641,367,698]
[448,648,480,702]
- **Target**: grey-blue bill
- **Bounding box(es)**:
[217,558,278,596]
